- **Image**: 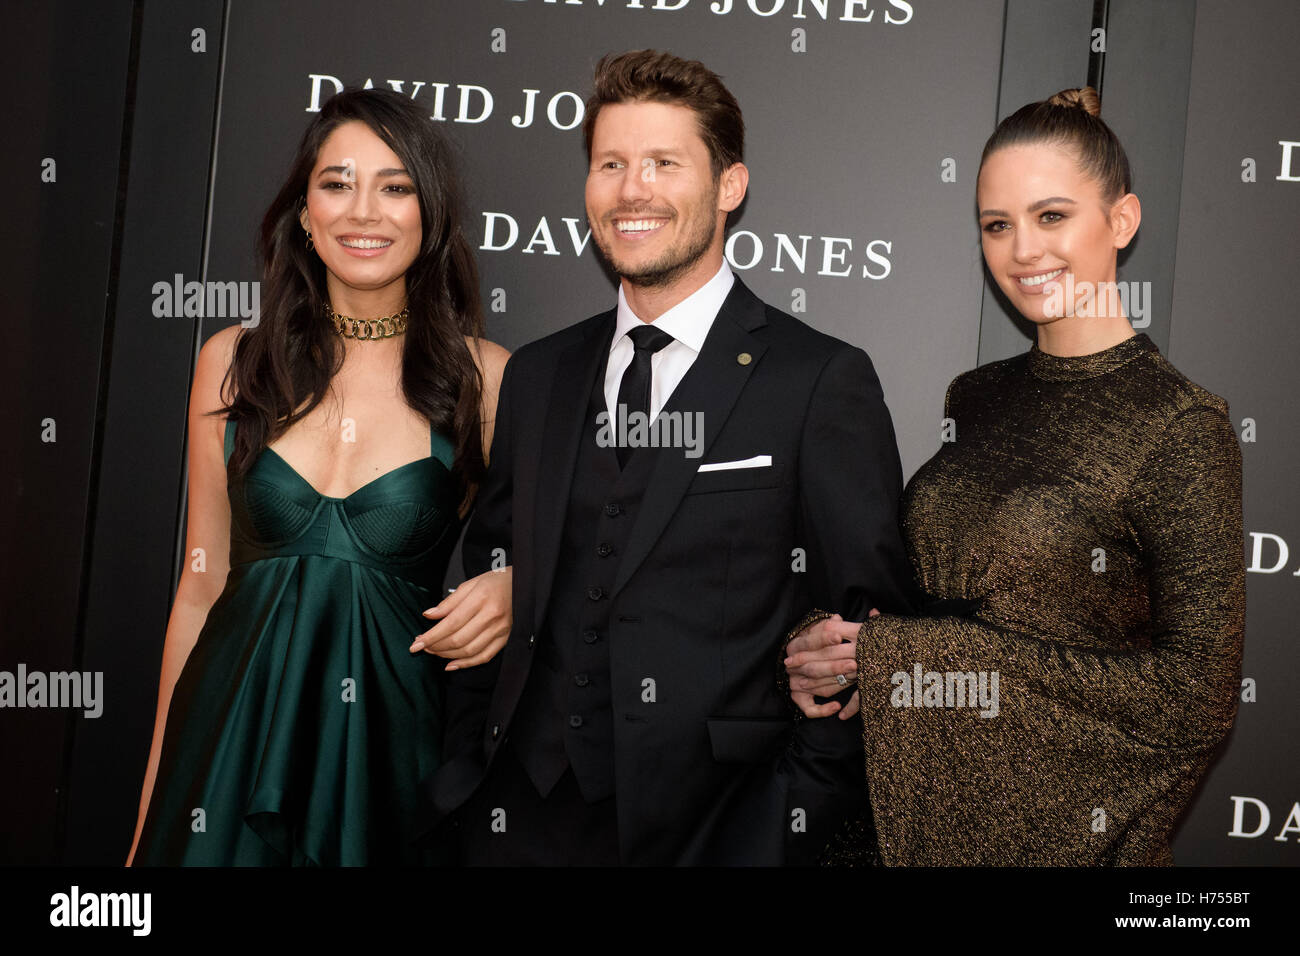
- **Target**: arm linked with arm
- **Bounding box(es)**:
[770,345,915,863]
[441,356,518,762]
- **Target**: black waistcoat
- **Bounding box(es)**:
[510,362,663,803]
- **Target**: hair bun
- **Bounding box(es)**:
[1046,87,1101,117]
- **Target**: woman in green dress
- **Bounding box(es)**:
[127,89,512,865]
[785,88,1245,865]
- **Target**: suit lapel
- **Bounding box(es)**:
[611,278,769,597]
[532,314,616,633]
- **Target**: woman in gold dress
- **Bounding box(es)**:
[784,88,1245,865]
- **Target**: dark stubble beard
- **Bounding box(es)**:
[593,184,720,290]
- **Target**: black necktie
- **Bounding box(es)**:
[615,325,675,468]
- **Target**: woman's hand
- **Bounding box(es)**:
[784,609,879,719]
[411,567,513,669]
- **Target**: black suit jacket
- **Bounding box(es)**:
[429,277,913,864]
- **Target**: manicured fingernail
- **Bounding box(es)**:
[410,641,424,652]
[446,664,459,671]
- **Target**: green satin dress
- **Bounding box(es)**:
[133,418,463,865]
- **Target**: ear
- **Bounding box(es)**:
[298,201,310,234]
[717,162,749,214]
[1110,192,1141,249]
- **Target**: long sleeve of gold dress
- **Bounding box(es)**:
[854,333,1244,865]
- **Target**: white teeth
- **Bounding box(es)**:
[339,237,392,249]
[616,219,663,233]
[1018,268,1064,287]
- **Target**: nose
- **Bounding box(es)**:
[1011,223,1043,264]
[617,161,654,204]
[346,180,381,224]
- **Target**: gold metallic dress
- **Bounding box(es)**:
[824,333,1244,865]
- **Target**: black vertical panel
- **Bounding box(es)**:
[0,0,137,866]
[1099,0,1197,354]
[1087,0,1109,94]
[62,0,225,865]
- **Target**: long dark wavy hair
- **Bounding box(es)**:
[218,87,485,494]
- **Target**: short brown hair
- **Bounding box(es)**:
[582,49,745,180]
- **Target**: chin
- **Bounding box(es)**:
[601,248,665,283]
[1021,304,1073,327]
[331,273,401,294]
[1016,308,1056,327]
[1000,287,1049,324]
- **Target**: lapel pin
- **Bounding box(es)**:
[736,352,752,366]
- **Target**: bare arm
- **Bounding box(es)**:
[126,325,239,865]
[412,336,513,668]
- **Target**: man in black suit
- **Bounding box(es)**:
[427,49,913,865]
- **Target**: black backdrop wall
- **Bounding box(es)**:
[3,0,1296,866]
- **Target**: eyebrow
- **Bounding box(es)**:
[318,166,410,177]
[592,147,687,160]
[979,196,1077,217]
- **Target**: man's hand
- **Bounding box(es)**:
[784,609,879,720]
[411,567,513,670]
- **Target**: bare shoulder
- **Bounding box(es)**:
[193,324,244,414]
[464,335,511,385]
[465,337,510,460]
[199,324,242,371]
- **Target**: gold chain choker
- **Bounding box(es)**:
[326,303,408,340]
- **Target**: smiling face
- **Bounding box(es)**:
[585,100,744,292]
[299,120,422,312]
[977,143,1138,327]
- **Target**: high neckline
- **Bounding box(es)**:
[1028,332,1156,382]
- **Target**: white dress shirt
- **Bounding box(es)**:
[603,260,735,423]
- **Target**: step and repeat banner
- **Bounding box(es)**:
[11,0,1294,868]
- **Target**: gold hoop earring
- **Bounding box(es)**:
[305,230,313,251]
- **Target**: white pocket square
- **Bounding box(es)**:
[697,455,772,473]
